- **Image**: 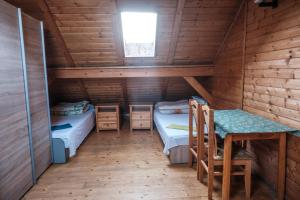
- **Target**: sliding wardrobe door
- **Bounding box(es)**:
[0,2,33,199]
[22,13,52,178]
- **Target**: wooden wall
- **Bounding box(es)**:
[244,0,300,199]
[175,0,240,64]
[213,0,300,199]
[212,3,245,109]
[0,1,33,199]
[52,77,199,112]
[22,13,52,178]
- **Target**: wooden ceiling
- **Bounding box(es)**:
[6,0,242,68]
[4,0,243,108]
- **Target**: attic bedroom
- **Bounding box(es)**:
[0,0,299,199]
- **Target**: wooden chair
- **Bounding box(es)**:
[196,104,252,200]
[188,99,203,180]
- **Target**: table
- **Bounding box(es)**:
[213,109,298,200]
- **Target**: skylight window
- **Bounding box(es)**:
[121,12,157,57]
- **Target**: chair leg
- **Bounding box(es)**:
[188,148,193,168]
[197,160,204,182]
[244,162,251,200]
[208,168,214,199]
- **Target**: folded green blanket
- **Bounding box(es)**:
[167,124,196,131]
[51,101,89,116]
[51,123,72,131]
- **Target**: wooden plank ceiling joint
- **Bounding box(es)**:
[213,0,246,63]
[184,76,213,105]
[36,0,74,66]
[167,0,185,64]
[241,2,248,109]
[36,0,90,100]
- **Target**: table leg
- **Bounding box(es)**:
[277,133,286,200]
[222,135,232,200]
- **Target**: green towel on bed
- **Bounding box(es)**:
[51,123,72,131]
[167,124,196,131]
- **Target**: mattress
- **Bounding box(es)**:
[51,106,95,157]
[154,110,196,155]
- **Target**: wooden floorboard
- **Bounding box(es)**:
[23,122,275,200]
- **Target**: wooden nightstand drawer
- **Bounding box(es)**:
[97,112,117,121]
[132,112,151,120]
[96,104,120,132]
[98,122,117,130]
[132,120,151,129]
[130,103,153,132]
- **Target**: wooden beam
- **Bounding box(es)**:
[50,65,214,79]
[121,78,128,112]
[167,0,185,64]
[161,78,169,100]
[112,0,125,65]
[241,2,248,109]
[184,77,213,105]
[213,0,246,62]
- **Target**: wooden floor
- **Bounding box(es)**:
[23,124,275,200]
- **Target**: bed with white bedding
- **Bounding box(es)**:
[154,109,195,164]
[51,106,95,158]
[154,98,208,164]
[154,110,191,154]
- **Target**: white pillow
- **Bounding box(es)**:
[155,100,189,110]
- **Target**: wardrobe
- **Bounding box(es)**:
[0,1,52,199]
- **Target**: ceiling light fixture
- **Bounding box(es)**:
[254,0,278,8]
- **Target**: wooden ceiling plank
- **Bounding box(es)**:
[36,0,90,100]
[213,0,246,63]
[167,0,185,64]
[36,0,74,67]
[51,65,214,79]
[184,76,213,104]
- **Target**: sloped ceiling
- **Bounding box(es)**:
[4,0,242,108]
[6,0,242,67]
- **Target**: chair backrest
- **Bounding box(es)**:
[189,99,203,141]
[200,105,218,158]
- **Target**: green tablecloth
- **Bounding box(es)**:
[214,109,300,139]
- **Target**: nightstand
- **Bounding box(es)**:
[129,103,153,132]
[96,104,120,132]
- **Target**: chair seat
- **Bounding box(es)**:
[214,147,252,160]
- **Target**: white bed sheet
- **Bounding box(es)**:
[51,107,95,157]
[154,110,196,155]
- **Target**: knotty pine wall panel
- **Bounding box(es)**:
[174,0,241,64]
[244,1,300,198]
[211,3,245,109]
[213,0,300,198]
[51,77,199,113]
